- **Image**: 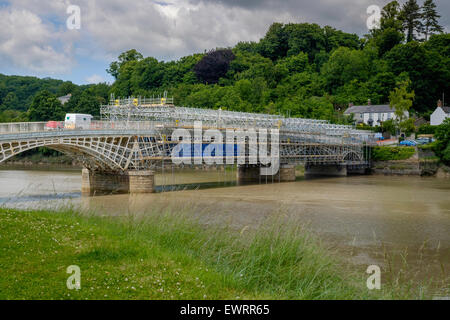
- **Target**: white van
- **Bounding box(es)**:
[64,114,93,130]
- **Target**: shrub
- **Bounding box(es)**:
[417,124,436,135]
[372,146,416,161]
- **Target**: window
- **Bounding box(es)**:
[67,117,70,120]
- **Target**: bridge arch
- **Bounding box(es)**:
[0,138,129,171]
[342,151,363,163]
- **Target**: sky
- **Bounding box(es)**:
[0,0,448,85]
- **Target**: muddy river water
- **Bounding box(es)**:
[1,167,449,290]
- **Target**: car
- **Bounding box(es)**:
[399,140,417,146]
[45,121,64,130]
[416,138,433,145]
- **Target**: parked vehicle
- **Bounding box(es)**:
[416,138,431,145]
[45,121,64,130]
[64,114,93,130]
[399,140,417,146]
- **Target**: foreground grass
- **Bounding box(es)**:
[0,207,436,300]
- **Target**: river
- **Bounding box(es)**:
[0,166,449,291]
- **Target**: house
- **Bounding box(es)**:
[344,101,409,127]
[430,100,450,126]
[57,94,72,105]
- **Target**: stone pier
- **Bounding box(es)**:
[236,166,261,184]
[304,164,347,177]
[237,164,296,184]
[276,164,296,182]
[82,168,154,196]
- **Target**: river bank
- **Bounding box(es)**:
[371,146,449,177]
[1,207,445,300]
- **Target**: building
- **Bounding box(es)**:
[430,100,450,126]
[57,94,72,105]
[344,101,409,127]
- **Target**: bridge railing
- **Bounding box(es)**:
[0,121,171,135]
[0,122,47,134]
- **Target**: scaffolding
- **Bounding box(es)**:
[98,97,375,169]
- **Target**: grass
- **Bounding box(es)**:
[372,146,416,161]
[0,207,442,300]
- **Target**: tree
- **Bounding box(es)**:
[107,49,143,79]
[399,118,416,136]
[384,42,448,113]
[321,47,370,92]
[1,92,19,111]
[401,0,423,42]
[389,79,414,124]
[27,90,65,121]
[380,1,404,32]
[382,119,397,136]
[422,0,443,41]
[194,49,235,84]
[57,81,77,96]
[434,118,450,165]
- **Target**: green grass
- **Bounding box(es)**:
[372,146,416,161]
[0,207,440,300]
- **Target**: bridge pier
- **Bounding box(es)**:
[82,168,154,196]
[305,164,347,177]
[237,164,296,184]
[236,166,261,184]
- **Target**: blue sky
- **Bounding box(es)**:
[0,0,448,85]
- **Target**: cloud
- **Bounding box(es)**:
[85,74,105,84]
[1,0,449,78]
[0,6,74,74]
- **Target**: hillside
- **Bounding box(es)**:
[0,18,449,124]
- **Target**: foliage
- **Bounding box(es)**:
[417,123,437,135]
[389,79,414,123]
[0,207,435,300]
[385,42,447,113]
[399,118,416,136]
[27,90,65,121]
[194,49,235,84]
[381,119,397,136]
[372,146,416,161]
[65,84,110,117]
[401,0,423,42]
[107,49,143,79]
[0,16,448,126]
[0,74,66,112]
[433,118,450,165]
[422,0,444,41]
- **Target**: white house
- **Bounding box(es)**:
[344,103,409,127]
[57,94,72,105]
[430,101,450,126]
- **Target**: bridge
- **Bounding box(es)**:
[0,98,375,195]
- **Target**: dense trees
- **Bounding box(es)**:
[0,6,447,127]
[434,119,450,164]
[401,0,423,42]
[422,0,443,41]
[194,49,235,84]
[27,91,65,122]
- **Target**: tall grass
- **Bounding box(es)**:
[1,205,445,299]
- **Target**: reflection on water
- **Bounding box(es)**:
[1,166,449,287]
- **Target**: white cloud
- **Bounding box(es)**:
[85,74,105,84]
[1,0,449,77]
[0,7,74,74]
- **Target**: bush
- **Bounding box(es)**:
[372,146,416,161]
[417,124,437,135]
[434,119,450,165]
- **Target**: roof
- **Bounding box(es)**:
[65,113,93,117]
[344,104,394,115]
[442,106,450,114]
